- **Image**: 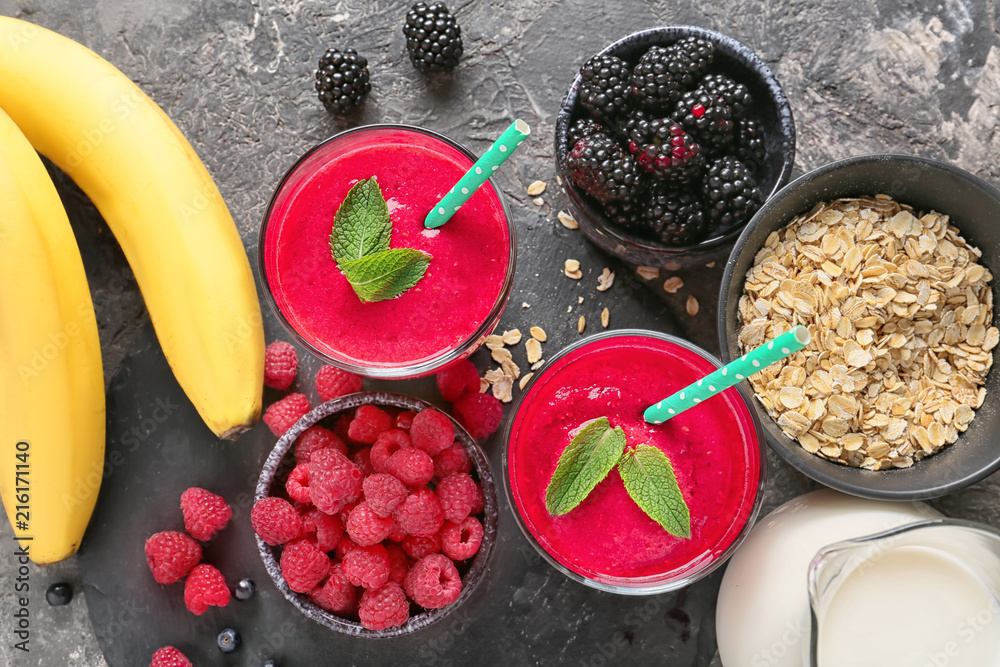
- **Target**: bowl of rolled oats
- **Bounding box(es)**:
[719,154,1000,500]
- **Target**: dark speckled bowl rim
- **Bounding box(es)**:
[554,25,797,256]
[254,392,498,638]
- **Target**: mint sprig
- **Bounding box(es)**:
[618,444,690,539]
[545,417,626,516]
[329,177,431,302]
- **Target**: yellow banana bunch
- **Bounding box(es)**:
[0,107,105,565]
[0,16,265,440]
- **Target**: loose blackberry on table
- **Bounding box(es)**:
[403,2,463,72]
[315,48,371,115]
[578,54,632,119]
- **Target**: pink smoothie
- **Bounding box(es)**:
[262,127,511,373]
[507,333,762,585]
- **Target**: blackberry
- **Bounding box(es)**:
[646,185,708,245]
[674,36,715,79]
[672,90,734,155]
[624,111,704,184]
[629,45,692,112]
[217,628,241,654]
[700,74,753,119]
[566,132,644,205]
[604,199,646,232]
[735,118,767,170]
[567,118,606,149]
[404,2,463,72]
[578,54,631,120]
[701,157,764,231]
[315,48,371,115]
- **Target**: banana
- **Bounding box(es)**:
[0,107,105,565]
[0,17,264,439]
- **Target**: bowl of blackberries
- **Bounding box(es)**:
[555,27,796,269]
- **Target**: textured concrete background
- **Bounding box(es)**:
[1,0,1000,664]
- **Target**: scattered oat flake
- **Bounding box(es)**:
[502,329,522,345]
[578,296,584,304]
[485,335,504,350]
[519,373,534,391]
[491,347,513,365]
[557,211,579,230]
[527,180,547,196]
[564,259,583,280]
[531,360,544,370]
[577,315,586,334]
[492,376,514,403]
[522,302,530,308]
[686,295,699,317]
[663,276,684,293]
[530,326,547,342]
[706,262,716,268]
[637,266,659,281]
[533,197,544,206]
[601,307,610,328]
[596,268,615,291]
[479,378,489,393]
[526,338,543,364]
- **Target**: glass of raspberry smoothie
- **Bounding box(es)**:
[259,125,516,379]
[503,330,766,594]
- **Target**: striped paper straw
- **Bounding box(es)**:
[644,325,812,425]
[424,119,530,229]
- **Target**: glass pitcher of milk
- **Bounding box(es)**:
[808,519,1000,667]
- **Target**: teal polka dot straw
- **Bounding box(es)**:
[424,119,531,229]
[643,325,812,425]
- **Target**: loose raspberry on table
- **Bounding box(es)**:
[264,341,298,390]
[316,365,364,402]
[359,582,410,631]
[405,553,462,609]
[342,543,390,590]
[309,448,363,514]
[301,509,344,552]
[150,646,192,667]
[263,393,311,437]
[394,488,444,538]
[440,516,483,561]
[401,533,441,560]
[285,464,312,504]
[363,473,408,518]
[251,497,303,546]
[435,359,480,402]
[452,392,503,439]
[294,426,347,465]
[281,538,331,593]
[184,564,230,615]
[145,531,202,585]
[410,409,455,456]
[346,502,395,546]
[387,447,434,487]
[335,536,358,562]
[385,543,411,586]
[353,447,375,476]
[371,429,412,473]
[348,405,394,444]
[436,473,480,523]
[395,410,416,431]
[310,562,357,615]
[179,487,232,542]
[433,443,472,481]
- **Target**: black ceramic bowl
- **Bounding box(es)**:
[719,154,1000,501]
[254,392,498,637]
[555,26,796,270]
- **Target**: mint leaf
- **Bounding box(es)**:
[330,178,391,261]
[340,248,431,303]
[545,417,627,516]
[618,445,690,539]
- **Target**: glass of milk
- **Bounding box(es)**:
[808,519,1000,667]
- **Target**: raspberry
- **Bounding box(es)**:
[333,413,354,441]
[452,392,503,439]
[342,543,390,589]
[316,365,364,402]
[370,429,411,473]
[280,538,331,593]
[387,447,434,487]
[285,464,312,504]
[385,543,411,585]
[436,473,480,523]
[294,426,347,465]
[263,393,311,437]
[359,582,410,631]
[184,564,230,615]
[410,409,454,456]
[150,646,192,667]
[309,448,363,514]
[404,554,462,609]
[144,531,202,585]
[440,516,483,560]
[309,562,357,615]
[179,487,231,542]
[334,536,358,562]
[401,533,441,560]
[469,485,484,515]
[348,405,394,444]
[264,341,298,390]
[387,519,407,543]
[362,473,407,518]
[337,501,359,527]
[346,502,395,546]
[435,359,480,402]
[395,410,416,431]
[353,447,375,476]
[301,509,344,552]
[433,444,472,481]
[393,488,444,537]
[251,497,303,546]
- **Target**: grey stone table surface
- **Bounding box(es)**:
[3,0,1000,665]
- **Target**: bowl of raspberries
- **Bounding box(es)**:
[555,26,796,269]
[252,391,496,636]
